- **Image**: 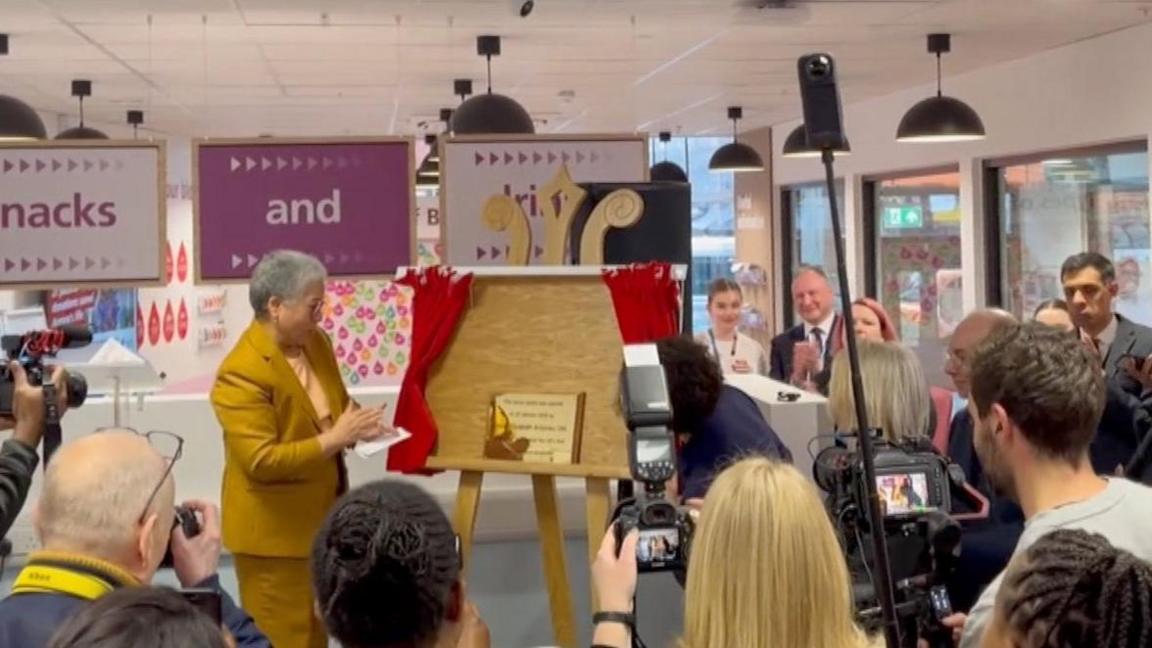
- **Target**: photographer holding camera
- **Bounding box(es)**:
[0,430,269,648]
[593,457,871,648]
[0,361,69,540]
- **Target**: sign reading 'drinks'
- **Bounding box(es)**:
[441,135,647,265]
[194,138,414,282]
[0,142,166,289]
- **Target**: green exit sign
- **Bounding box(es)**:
[883,205,924,229]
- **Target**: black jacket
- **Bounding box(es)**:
[0,438,38,540]
[768,316,839,394]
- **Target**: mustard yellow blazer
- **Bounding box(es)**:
[210,321,350,558]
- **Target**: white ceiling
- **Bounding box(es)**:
[0,0,1150,139]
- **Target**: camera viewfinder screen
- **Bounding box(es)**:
[636,439,672,464]
[876,472,932,516]
[636,527,680,567]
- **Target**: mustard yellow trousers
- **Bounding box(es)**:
[233,554,327,648]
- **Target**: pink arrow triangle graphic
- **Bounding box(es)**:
[561,152,570,163]
[52,258,62,270]
[19,160,29,172]
[519,152,528,164]
[504,152,514,164]
[292,157,302,170]
[276,157,287,171]
[548,152,557,164]
[229,158,241,172]
[261,158,271,171]
[2,160,12,173]
[337,157,347,169]
[100,257,111,269]
[489,153,499,165]
[83,160,93,172]
[36,258,46,271]
[576,151,585,163]
[245,157,256,171]
[477,247,486,260]
[2,259,13,272]
[51,159,61,171]
[20,259,30,271]
[85,257,95,269]
[307,158,318,170]
[67,159,78,172]
[35,160,45,172]
[491,246,501,260]
[323,158,333,170]
[533,152,542,164]
[475,152,484,166]
[69,258,79,270]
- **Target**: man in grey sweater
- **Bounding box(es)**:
[948,322,1152,647]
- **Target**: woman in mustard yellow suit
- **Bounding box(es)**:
[211,250,384,648]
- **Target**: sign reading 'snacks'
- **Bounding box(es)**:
[0,141,166,289]
[194,138,414,282]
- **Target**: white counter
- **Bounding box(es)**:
[724,374,833,483]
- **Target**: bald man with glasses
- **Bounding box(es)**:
[0,429,269,648]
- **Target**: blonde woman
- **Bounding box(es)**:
[591,458,870,648]
[827,340,931,443]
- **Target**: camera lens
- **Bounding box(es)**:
[806,55,832,80]
[67,373,88,408]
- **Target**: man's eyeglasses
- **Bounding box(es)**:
[95,427,184,524]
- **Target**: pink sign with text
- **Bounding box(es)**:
[194,138,414,281]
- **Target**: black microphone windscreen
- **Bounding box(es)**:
[57,325,93,348]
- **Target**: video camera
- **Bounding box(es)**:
[0,325,90,416]
[815,435,968,647]
[1,326,90,465]
[612,344,694,573]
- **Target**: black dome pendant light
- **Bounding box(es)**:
[708,106,763,173]
[782,124,851,158]
[650,131,688,182]
[0,34,48,141]
[56,79,108,140]
[450,36,534,135]
[127,110,144,139]
[896,34,985,143]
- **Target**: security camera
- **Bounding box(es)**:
[520,0,535,17]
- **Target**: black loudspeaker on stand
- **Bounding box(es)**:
[797,53,904,648]
[569,182,694,333]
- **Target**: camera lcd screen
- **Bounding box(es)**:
[636,527,681,569]
[635,439,672,464]
[876,472,933,516]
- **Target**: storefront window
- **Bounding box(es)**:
[652,136,736,333]
[995,144,1150,324]
[782,180,844,326]
[870,169,962,389]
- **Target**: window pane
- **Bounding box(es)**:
[786,180,845,307]
[998,147,1150,323]
[652,136,736,334]
[873,170,963,389]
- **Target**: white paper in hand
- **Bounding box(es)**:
[354,427,412,459]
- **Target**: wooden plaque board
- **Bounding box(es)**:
[424,273,629,479]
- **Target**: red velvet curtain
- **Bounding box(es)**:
[388,267,474,473]
[601,262,681,343]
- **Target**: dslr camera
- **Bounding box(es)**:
[612,345,694,573]
[0,326,90,418]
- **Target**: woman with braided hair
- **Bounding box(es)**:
[983,528,1152,648]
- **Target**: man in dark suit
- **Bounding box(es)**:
[1061,252,1152,475]
[940,309,1024,612]
[769,265,840,393]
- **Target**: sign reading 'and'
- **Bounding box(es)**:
[194,138,414,282]
[0,142,166,288]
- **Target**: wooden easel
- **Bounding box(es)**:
[423,271,635,648]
